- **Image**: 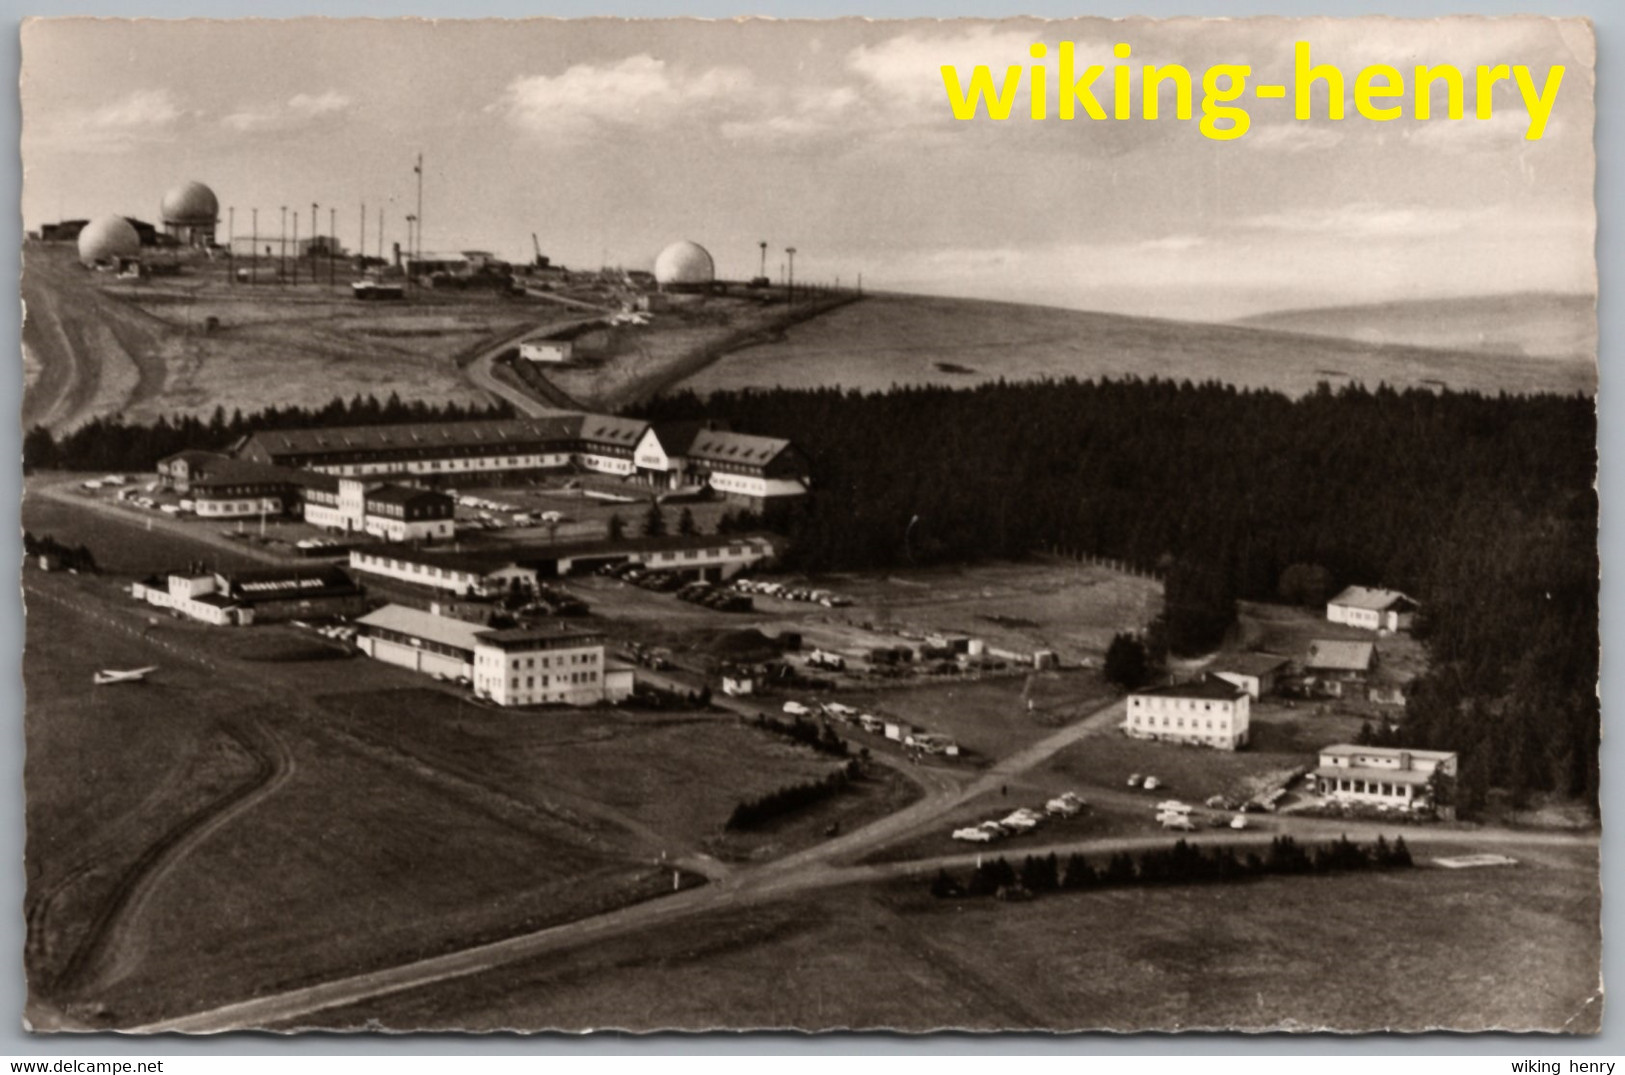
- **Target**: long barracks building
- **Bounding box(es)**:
[235,414,811,505]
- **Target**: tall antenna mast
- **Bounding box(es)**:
[414,153,424,263]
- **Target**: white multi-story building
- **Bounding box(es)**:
[354,604,630,707]
[1313,744,1456,809]
[1124,678,1251,750]
[303,477,456,542]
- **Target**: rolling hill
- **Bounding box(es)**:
[676,292,1596,401]
[1232,292,1596,361]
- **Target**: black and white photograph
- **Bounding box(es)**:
[17,14,1600,1034]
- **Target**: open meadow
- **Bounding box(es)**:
[304,838,1600,1032]
[677,293,1598,400]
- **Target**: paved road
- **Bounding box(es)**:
[462,318,599,416]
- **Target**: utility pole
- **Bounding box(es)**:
[227,207,235,282]
[250,207,258,285]
[279,206,287,284]
[311,201,319,282]
[786,246,797,306]
[329,206,337,285]
[292,211,299,284]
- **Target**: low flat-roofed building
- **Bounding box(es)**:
[1125,678,1251,750]
[218,564,367,621]
[1327,586,1419,633]
[131,572,252,626]
[519,339,573,363]
[348,533,777,596]
[1313,743,1456,809]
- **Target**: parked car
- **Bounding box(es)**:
[1143,776,1162,791]
[1160,816,1197,832]
[952,826,995,842]
[1127,773,1143,788]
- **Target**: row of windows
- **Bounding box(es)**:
[1131,697,1230,712]
[507,670,599,690]
[1326,778,1412,798]
[1131,714,1231,732]
[504,652,597,671]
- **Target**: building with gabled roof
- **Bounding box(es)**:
[1304,639,1377,676]
[1207,652,1291,699]
[1327,585,1419,632]
[233,412,809,505]
[1124,677,1251,750]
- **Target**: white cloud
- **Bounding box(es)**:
[221,90,355,134]
[1241,202,1499,238]
[26,88,190,153]
[1245,122,1345,152]
[496,55,754,139]
[89,88,182,130]
[1404,109,1557,152]
[848,27,1040,109]
[289,91,352,117]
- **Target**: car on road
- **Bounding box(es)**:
[1143,776,1162,791]
[1046,792,1087,817]
[1159,816,1197,832]
[1230,815,1249,830]
[782,701,812,716]
[1127,773,1143,788]
[952,826,996,842]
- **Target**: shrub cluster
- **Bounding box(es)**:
[931,835,1414,899]
[725,763,858,831]
[23,531,98,573]
[752,712,848,757]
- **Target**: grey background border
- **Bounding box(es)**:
[0,0,1614,1055]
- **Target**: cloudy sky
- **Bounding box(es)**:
[20,16,1595,320]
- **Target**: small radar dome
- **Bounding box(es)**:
[653,240,715,290]
[77,215,141,266]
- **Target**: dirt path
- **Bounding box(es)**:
[21,249,175,433]
[22,586,299,1001]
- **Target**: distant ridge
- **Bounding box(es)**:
[678,292,1597,401]
[1233,292,1595,361]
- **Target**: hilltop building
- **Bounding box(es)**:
[653,240,715,293]
[161,181,219,247]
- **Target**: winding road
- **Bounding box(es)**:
[126,680,1595,1034]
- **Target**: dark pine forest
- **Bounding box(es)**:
[637,378,1598,813]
